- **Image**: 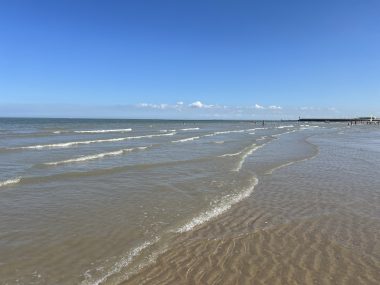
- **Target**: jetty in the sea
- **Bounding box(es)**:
[299,116,379,123]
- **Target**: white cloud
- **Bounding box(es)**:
[255,104,265,109]
[189,101,214,109]
[138,103,169,109]
[189,101,204,108]
[138,102,186,110]
[268,105,282,110]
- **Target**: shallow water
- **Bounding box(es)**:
[0,118,379,284]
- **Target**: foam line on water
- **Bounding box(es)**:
[276,125,294,129]
[0,177,21,188]
[180,127,200,131]
[266,151,319,175]
[9,132,175,150]
[74,128,132,133]
[81,238,159,285]
[43,147,149,166]
[234,143,264,172]
[172,136,200,143]
[218,151,243,157]
[272,130,297,137]
[175,177,258,233]
[204,129,246,137]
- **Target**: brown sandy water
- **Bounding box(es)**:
[124,128,380,285]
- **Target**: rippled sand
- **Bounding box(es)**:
[124,130,380,285]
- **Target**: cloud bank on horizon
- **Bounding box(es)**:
[0,101,342,120]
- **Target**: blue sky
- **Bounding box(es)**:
[1,0,379,119]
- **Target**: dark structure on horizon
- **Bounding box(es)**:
[298,116,379,123]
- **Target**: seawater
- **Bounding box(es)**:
[0,118,373,285]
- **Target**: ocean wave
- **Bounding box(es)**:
[180,127,200,131]
[0,177,21,188]
[175,177,258,233]
[74,128,132,133]
[256,136,267,141]
[218,151,243,157]
[272,130,297,137]
[204,129,246,137]
[9,132,175,150]
[81,238,159,285]
[43,147,148,166]
[276,125,294,129]
[234,144,264,172]
[172,136,200,143]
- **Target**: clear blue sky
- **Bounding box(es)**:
[1,0,379,119]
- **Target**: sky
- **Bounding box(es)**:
[0,0,379,119]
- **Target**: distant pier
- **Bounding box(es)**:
[299,117,379,124]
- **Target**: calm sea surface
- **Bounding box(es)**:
[0,118,379,284]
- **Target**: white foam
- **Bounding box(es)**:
[159,129,176,133]
[205,129,246,137]
[300,125,319,130]
[11,133,175,150]
[0,177,21,187]
[74,128,132,133]
[266,161,295,175]
[180,127,200,131]
[256,136,266,141]
[81,238,159,285]
[172,136,200,143]
[213,141,224,144]
[175,177,258,233]
[277,125,294,129]
[218,151,243,157]
[234,144,264,172]
[273,130,297,137]
[43,147,148,166]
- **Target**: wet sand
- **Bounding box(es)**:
[124,129,380,285]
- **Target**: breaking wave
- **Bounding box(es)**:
[0,177,21,188]
[180,127,200,131]
[9,133,175,150]
[175,177,258,233]
[43,147,149,166]
[81,238,159,285]
[74,128,132,133]
[172,136,200,143]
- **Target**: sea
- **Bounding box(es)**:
[0,118,379,285]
